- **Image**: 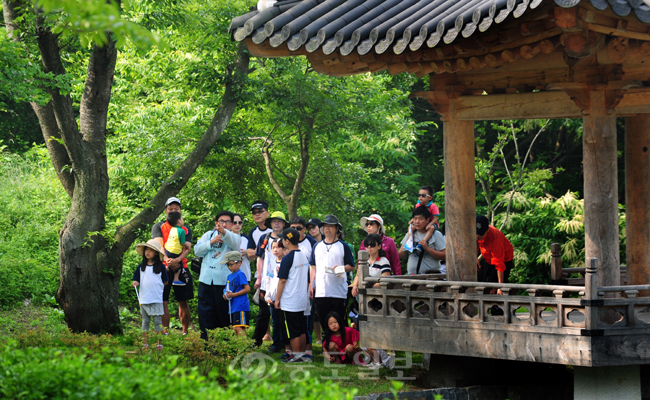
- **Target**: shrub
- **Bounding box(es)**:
[0,149,67,308]
[0,343,354,400]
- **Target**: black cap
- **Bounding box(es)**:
[281,228,300,245]
[476,215,490,236]
[306,218,322,229]
[250,200,268,211]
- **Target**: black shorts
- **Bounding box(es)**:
[481,259,514,284]
[231,311,250,328]
[163,267,194,302]
[279,310,306,340]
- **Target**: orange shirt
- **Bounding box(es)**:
[477,226,514,272]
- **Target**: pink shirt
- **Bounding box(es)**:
[323,327,360,363]
[415,200,440,216]
[359,235,402,275]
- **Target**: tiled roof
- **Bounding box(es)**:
[229,0,650,57]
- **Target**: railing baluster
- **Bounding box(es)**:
[584,257,600,332]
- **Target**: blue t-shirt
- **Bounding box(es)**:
[225,269,250,313]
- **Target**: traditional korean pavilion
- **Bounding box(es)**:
[230,0,650,397]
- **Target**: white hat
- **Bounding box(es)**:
[165,197,181,207]
[360,214,385,235]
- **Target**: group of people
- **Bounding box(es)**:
[130,186,515,361]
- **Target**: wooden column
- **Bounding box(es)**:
[443,100,477,282]
[583,91,620,287]
[625,114,650,289]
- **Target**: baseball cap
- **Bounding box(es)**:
[251,200,269,211]
[306,218,322,229]
[281,228,300,245]
[220,251,243,264]
[476,215,490,236]
[165,197,181,207]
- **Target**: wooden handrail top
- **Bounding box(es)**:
[562,265,627,274]
[383,273,447,280]
[598,285,650,292]
[363,277,585,293]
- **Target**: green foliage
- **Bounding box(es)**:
[0,342,354,400]
[31,0,163,48]
[0,148,67,308]
[497,189,626,284]
[0,39,56,109]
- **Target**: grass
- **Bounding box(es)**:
[0,303,429,397]
[250,341,426,396]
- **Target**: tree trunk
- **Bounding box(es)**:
[57,40,118,332]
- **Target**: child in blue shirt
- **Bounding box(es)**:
[221,251,250,337]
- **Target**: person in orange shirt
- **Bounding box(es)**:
[476,216,514,296]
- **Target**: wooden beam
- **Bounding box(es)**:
[582,22,650,42]
[583,91,620,288]
[625,114,650,295]
[410,90,650,120]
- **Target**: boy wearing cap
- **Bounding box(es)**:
[476,216,514,295]
[275,228,310,362]
[222,251,251,337]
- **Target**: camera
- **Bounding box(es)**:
[413,244,423,258]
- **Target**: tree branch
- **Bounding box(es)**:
[112,42,251,254]
[34,16,86,171]
[2,1,76,197]
[499,119,550,230]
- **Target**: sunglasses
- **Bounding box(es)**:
[226,262,237,267]
[365,222,377,227]
[218,219,232,224]
[252,209,266,215]
[233,221,244,225]
[418,193,430,197]
[291,226,304,231]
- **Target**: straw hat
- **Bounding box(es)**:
[135,239,165,261]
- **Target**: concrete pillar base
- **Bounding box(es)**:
[574,365,640,400]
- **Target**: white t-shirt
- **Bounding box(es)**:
[310,240,354,299]
[369,256,392,278]
[278,250,310,313]
[298,235,317,264]
[137,265,167,304]
[258,235,280,291]
[265,259,282,302]
[239,234,251,281]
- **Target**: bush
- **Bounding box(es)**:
[0,149,67,308]
[0,343,355,400]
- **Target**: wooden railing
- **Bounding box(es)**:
[550,242,627,285]
[358,251,650,336]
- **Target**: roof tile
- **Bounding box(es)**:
[233,0,650,59]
